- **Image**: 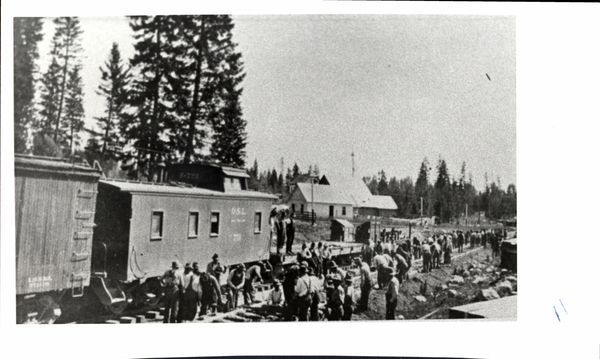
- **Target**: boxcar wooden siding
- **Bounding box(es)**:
[15,171,98,295]
[126,194,273,281]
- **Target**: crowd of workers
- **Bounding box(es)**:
[159,215,507,322]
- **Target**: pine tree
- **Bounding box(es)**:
[210,77,247,166]
[96,42,131,158]
[61,66,85,156]
[50,17,83,142]
[434,159,452,222]
[292,162,300,178]
[14,17,44,153]
[39,53,62,135]
[124,16,187,179]
[415,158,430,216]
[377,170,389,195]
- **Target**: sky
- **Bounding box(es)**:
[35,14,515,192]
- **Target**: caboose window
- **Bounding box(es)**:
[210,212,220,236]
[151,211,164,240]
[254,212,262,233]
[188,212,199,238]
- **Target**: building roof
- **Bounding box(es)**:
[294,182,353,205]
[15,154,102,178]
[332,219,354,229]
[100,179,277,200]
[319,173,373,207]
[363,195,398,210]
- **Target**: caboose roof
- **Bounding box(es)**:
[15,154,102,177]
[100,179,277,200]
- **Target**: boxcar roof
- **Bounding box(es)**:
[14,154,102,177]
[100,179,277,200]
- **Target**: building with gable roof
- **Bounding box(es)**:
[286,182,353,219]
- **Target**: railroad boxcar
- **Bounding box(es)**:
[91,177,277,314]
[15,155,102,323]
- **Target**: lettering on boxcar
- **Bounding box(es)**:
[231,207,247,216]
[28,276,52,291]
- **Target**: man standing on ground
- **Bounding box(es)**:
[385,267,399,320]
[207,254,225,285]
[328,274,345,321]
[458,231,464,253]
[161,261,184,323]
[355,258,371,312]
[422,240,431,273]
[227,264,246,310]
[322,244,331,276]
[295,263,312,321]
[308,267,321,321]
[342,273,355,321]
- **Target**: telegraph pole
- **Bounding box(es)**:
[311,169,315,226]
[420,197,423,226]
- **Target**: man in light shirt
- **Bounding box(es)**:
[161,260,184,323]
[308,267,321,321]
[294,264,312,321]
[267,280,284,306]
[244,263,264,305]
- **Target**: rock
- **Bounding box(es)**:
[472,276,488,285]
[476,288,500,301]
[441,284,448,290]
[501,269,508,274]
[414,295,427,302]
[397,315,405,320]
[408,269,420,281]
[448,289,458,298]
[485,267,493,273]
[495,280,513,297]
[449,275,465,284]
[506,276,517,282]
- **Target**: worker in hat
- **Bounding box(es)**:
[321,244,331,276]
[394,251,409,284]
[308,267,321,321]
[355,258,372,312]
[207,254,225,285]
[226,264,246,310]
[422,240,431,273]
[327,274,345,321]
[283,264,299,321]
[267,279,285,306]
[385,267,399,320]
[161,260,184,323]
[178,263,197,322]
[243,263,264,305]
[294,263,312,321]
[342,273,355,321]
[362,241,374,268]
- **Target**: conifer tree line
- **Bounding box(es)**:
[363,158,517,222]
[14,16,248,180]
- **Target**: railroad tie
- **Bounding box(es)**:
[119,316,136,324]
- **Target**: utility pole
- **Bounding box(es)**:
[311,169,315,226]
[465,203,468,227]
[420,197,423,226]
[351,151,355,177]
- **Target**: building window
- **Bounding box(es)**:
[188,212,199,238]
[210,212,220,236]
[342,207,346,216]
[151,211,164,240]
[291,204,296,213]
[254,212,262,233]
[329,206,334,217]
[300,204,304,214]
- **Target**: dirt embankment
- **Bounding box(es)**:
[354,246,517,320]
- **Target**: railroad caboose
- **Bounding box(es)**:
[14,155,102,323]
[91,163,277,314]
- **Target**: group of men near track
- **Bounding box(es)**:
[159,224,507,323]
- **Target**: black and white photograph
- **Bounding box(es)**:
[11,14,517,325]
[2,2,600,359]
